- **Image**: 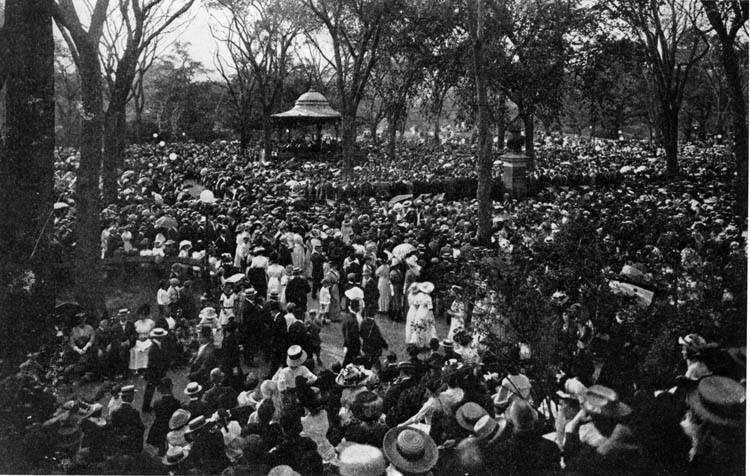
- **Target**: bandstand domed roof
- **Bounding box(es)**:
[272,89,341,120]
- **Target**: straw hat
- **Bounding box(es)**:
[382,426,438,474]
[150,328,168,339]
[169,409,191,430]
[185,415,208,435]
[455,402,488,431]
[687,375,745,427]
[339,444,387,476]
[162,446,188,466]
[580,385,632,419]
[286,345,308,368]
[417,282,435,294]
[184,382,203,396]
[473,415,507,442]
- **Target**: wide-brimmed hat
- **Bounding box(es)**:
[150,328,168,339]
[169,408,191,430]
[344,286,364,301]
[336,364,374,388]
[417,282,434,294]
[383,426,439,474]
[581,385,632,419]
[351,391,384,422]
[162,446,189,466]
[473,415,507,442]
[244,287,257,296]
[556,377,587,400]
[185,415,208,434]
[286,345,307,368]
[339,444,387,476]
[184,382,203,396]
[179,240,192,249]
[456,402,488,431]
[687,375,745,427]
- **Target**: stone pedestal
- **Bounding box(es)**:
[503,151,527,198]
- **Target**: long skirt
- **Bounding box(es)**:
[129,339,152,370]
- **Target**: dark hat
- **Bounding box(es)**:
[687,376,745,427]
[351,391,383,422]
[383,426,438,474]
[150,328,168,339]
[456,402,488,431]
[581,385,632,419]
[397,361,416,372]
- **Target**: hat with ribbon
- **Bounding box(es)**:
[286,345,308,368]
[687,375,745,427]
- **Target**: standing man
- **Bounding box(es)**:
[342,300,363,366]
[285,267,311,320]
[361,267,379,318]
[310,244,325,299]
[188,327,217,388]
[360,313,388,369]
[110,308,136,378]
[142,328,169,413]
[108,385,145,456]
[146,377,181,455]
[240,287,261,367]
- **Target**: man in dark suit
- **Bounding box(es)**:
[188,327,217,388]
[142,328,169,412]
[360,313,388,369]
[109,385,145,455]
[342,300,362,366]
[145,377,181,455]
[285,267,311,320]
[361,268,380,318]
[240,288,262,366]
[202,368,238,414]
[267,307,288,378]
[109,309,136,377]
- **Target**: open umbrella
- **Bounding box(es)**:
[392,243,416,260]
[54,301,83,316]
[53,202,69,211]
[224,273,246,284]
[389,194,413,204]
[121,170,136,181]
[155,215,178,230]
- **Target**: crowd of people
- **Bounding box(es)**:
[3,135,744,475]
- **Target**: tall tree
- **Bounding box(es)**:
[211,0,301,159]
[51,0,108,312]
[99,0,194,204]
[700,0,748,214]
[0,0,55,358]
[305,0,387,177]
[610,0,709,176]
[467,0,493,245]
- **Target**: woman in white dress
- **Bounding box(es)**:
[406,282,438,348]
[291,234,307,272]
[129,313,155,371]
[266,257,286,300]
[375,260,391,314]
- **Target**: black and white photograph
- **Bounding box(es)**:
[0,0,746,474]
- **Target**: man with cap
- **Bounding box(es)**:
[146,377,182,455]
[142,327,170,412]
[108,385,145,456]
[285,267,311,320]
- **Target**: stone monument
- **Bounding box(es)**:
[502,122,528,198]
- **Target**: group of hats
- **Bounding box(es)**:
[335,364,377,388]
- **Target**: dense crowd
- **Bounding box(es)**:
[2,137,744,475]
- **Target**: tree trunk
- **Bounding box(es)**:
[370,120,378,144]
[388,118,397,160]
[523,112,536,169]
[102,106,126,204]
[661,102,680,176]
[471,0,492,246]
[75,48,105,314]
[719,31,748,215]
[0,0,56,359]
[341,107,357,177]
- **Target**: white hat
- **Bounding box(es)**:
[286,345,307,368]
[339,444,387,476]
[344,286,364,301]
[179,240,192,249]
